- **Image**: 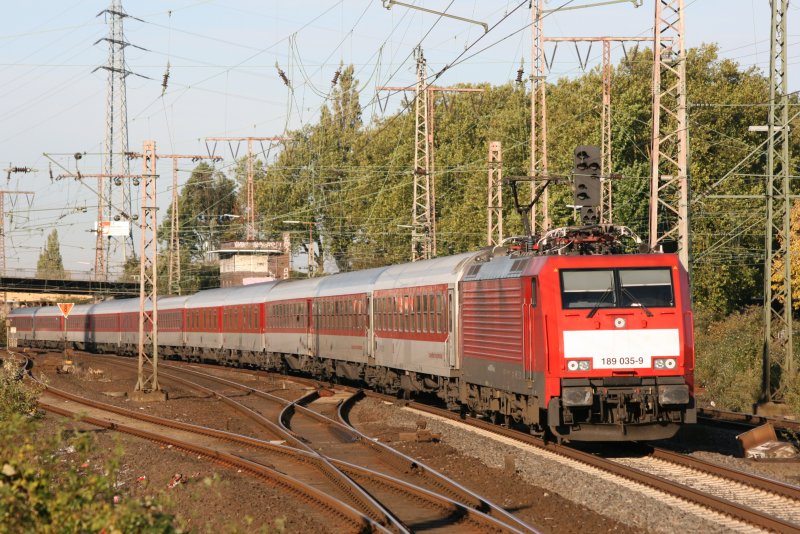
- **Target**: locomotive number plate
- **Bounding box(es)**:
[595,356,649,369]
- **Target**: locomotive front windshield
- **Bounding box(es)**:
[561,268,674,309]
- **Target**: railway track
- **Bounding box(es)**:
[33,385,385,534]
[30,352,533,534]
[31,349,800,531]
[366,396,800,533]
[283,388,535,533]
[155,359,536,533]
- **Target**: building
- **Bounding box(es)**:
[212,233,291,288]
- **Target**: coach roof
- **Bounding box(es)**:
[316,266,388,297]
[265,277,324,301]
[221,281,278,305]
[185,286,234,309]
[373,251,479,291]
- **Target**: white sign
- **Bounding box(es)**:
[563,328,680,369]
[95,220,131,237]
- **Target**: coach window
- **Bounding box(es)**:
[414,295,421,333]
[398,296,404,332]
[428,294,435,332]
[396,296,402,332]
[448,293,453,333]
[423,293,430,333]
[406,295,412,333]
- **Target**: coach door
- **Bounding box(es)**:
[525,277,536,381]
[307,299,316,356]
[447,288,456,368]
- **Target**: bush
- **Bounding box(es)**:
[0,364,177,533]
[694,306,763,411]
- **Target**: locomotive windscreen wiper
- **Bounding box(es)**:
[621,287,654,317]
[586,287,614,318]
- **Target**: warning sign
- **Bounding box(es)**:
[57,303,75,318]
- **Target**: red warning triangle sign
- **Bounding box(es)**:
[57,302,75,318]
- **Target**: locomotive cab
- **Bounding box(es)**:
[545,255,696,441]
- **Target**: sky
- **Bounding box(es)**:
[0,0,794,279]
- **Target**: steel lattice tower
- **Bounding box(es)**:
[487,142,503,246]
[96,0,136,279]
[136,140,160,395]
[649,0,689,266]
[601,40,613,223]
[530,0,549,233]
[412,46,432,262]
[763,0,792,402]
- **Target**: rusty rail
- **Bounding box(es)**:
[37,400,382,534]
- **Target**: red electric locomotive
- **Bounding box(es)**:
[458,226,694,441]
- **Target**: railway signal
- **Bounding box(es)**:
[573,145,601,225]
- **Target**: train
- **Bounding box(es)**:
[9,225,696,441]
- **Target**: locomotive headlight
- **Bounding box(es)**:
[578,360,591,371]
[654,358,677,370]
[567,360,579,371]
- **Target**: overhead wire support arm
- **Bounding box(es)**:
[126,152,223,295]
[204,137,290,241]
[378,69,485,261]
[382,0,489,33]
[542,0,642,13]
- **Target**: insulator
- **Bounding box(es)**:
[114,177,122,186]
[516,68,524,83]
[331,69,341,86]
[132,178,140,187]
[275,62,290,86]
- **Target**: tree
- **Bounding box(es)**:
[157,163,236,293]
[158,162,239,262]
[254,48,792,314]
[36,230,67,280]
[119,255,139,283]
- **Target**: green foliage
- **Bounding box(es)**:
[694,306,763,411]
[0,364,176,532]
[157,162,238,292]
[119,254,140,283]
[247,46,785,315]
[36,229,67,280]
[0,360,39,419]
[159,163,239,259]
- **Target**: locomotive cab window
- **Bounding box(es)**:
[560,268,674,309]
[561,270,616,309]
[619,268,674,308]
